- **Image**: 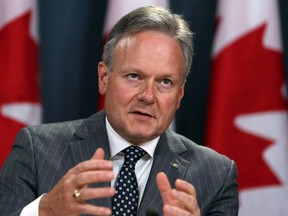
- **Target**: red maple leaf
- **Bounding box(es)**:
[0,12,39,167]
[206,24,286,190]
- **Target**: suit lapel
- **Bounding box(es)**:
[67,112,191,214]
[138,130,190,215]
[69,111,112,209]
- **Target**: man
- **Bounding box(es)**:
[0,6,238,216]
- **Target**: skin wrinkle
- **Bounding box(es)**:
[98,30,186,145]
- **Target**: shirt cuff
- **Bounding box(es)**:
[20,194,46,216]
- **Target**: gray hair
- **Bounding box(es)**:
[102,5,194,79]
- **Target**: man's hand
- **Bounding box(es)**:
[156,172,201,216]
[39,148,115,216]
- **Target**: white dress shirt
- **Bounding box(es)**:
[106,118,159,204]
[20,117,159,215]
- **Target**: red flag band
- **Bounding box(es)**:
[0,0,41,168]
[206,0,288,215]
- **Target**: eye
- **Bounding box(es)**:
[160,79,172,88]
[127,73,139,81]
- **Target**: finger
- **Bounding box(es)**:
[79,187,115,200]
[173,180,199,214]
[171,190,197,214]
[66,159,113,176]
[66,148,109,176]
[76,203,112,216]
[175,179,196,197]
[92,148,105,160]
[163,205,191,216]
[73,170,114,187]
[156,172,173,205]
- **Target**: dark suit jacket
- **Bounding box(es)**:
[0,111,238,215]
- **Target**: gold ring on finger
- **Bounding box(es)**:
[73,189,81,201]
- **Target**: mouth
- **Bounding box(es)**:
[131,110,156,119]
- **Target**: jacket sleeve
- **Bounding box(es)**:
[0,128,38,216]
[207,160,239,216]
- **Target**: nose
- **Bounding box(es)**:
[137,81,156,104]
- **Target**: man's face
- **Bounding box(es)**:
[98,30,186,144]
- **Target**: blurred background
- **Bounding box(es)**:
[1,0,288,215]
[38,0,218,143]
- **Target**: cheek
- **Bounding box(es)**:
[158,90,183,113]
[158,95,179,111]
[108,80,135,103]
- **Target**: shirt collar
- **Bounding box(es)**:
[105,117,159,159]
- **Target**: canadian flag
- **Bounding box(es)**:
[0,0,41,167]
[206,0,288,215]
[97,0,169,110]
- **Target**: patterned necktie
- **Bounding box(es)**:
[112,146,146,216]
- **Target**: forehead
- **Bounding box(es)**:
[116,31,180,53]
[113,31,186,77]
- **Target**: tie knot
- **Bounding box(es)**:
[122,146,146,164]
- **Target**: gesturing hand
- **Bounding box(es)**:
[39,148,115,216]
[156,172,201,216]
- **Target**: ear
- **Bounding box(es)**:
[98,61,109,95]
[176,79,186,109]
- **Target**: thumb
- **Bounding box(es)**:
[92,148,105,160]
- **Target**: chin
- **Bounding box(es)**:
[126,131,156,144]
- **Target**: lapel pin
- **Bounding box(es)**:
[171,163,179,169]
